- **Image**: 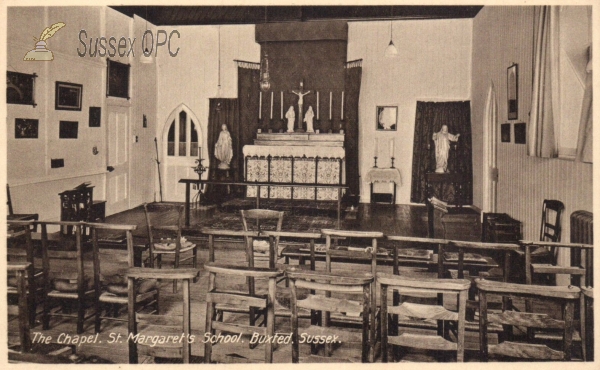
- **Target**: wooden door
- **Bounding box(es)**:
[106,105,130,214]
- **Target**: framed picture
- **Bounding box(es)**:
[59,121,78,139]
[55,81,82,111]
[107,59,130,99]
[501,123,511,143]
[376,106,397,131]
[89,107,101,127]
[7,71,37,107]
[507,64,518,120]
[15,118,39,139]
[514,122,526,144]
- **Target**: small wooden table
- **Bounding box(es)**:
[179,179,348,229]
[365,168,401,204]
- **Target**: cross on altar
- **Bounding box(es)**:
[291,81,311,132]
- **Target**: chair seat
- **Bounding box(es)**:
[52,278,93,293]
[48,288,95,299]
[153,241,196,253]
[104,279,158,296]
[7,268,43,287]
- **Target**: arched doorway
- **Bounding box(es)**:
[161,104,205,202]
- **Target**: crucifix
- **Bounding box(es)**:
[291,81,311,132]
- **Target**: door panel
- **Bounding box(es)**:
[106,106,130,214]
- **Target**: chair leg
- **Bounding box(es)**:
[192,249,199,283]
[204,302,215,363]
[42,295,50,330]
[77,300,85,334]
[95,301,102,333]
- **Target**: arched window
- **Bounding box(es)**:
[167,108,199,157]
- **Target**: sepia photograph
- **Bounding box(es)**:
[2,0,595,366]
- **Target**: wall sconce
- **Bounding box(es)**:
[92,146,99,155]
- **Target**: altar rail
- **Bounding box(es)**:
[245,155,344,201]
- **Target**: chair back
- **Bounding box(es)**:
[285,268,374,363]
[240,209,284,233]
[143,203,185,266]
[127,267,199,364]
[475,278,580,361]
[7,183,14,215]
[540,199,564,243]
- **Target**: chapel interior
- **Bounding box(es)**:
[5,5,595,364]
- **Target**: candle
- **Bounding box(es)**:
[259,91,262,120]
[280,91,283,119]
[329,91,332,120]
[389,139,394,156]
[341,91,344,120]
[270,91,273,119]
[375,138,379,157]
[199,146,202,160]
[316,91,320,120]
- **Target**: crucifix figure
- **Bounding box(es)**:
[291,81,311,132]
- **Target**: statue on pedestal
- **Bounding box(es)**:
[432,125,460,173]
[285,106,295,133]
[304,106,315,133]
[215,123,233,170]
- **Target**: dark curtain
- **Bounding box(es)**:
[344,64,362,197]
[237,65,260,177]
[410,101,473,204]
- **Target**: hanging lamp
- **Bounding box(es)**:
[259,7,271,91]
[140,7,154,64]
[385,21,398,57]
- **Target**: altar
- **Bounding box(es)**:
[243,133,345,201]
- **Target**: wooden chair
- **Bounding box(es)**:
[143,203,199,292]
[286,268,374,363]
[378,272,470,362]
[7,219,45,326]
[321,229,383,361]
[6,183,39,227]
[540,200,565,243]
[240,209,285,269]
[476,278,580,361]
[524,241,593,345]
[580,286,594,361]
[7,262,32,353]
[40,221,96,334]
[90,223,159,333]
[204,262,282,363]
[126,267,199,364]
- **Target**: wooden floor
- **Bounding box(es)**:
[7,202,583,363]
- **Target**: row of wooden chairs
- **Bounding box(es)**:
[199,221,593,363]
[7,219,159,341]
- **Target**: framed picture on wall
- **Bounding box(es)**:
[514,122,526,144]
[15,118,39,139]
[501,123,511,143]
[89,107,101,127]
[7,71,37,107]
[507,64,518,120]
[106,59,130,99]
[59,121,78,139]
[55,81,82,111]
[376,106,397,131]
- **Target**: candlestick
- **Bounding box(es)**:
[280,91,283,119]
[391,157,395,168]
[389,139,394,155]
[341,91,344,120]
[373,156,378,168]
[317,91,320,120]
[270,91,273,119]
[329,91,332,120]
[259,91,262,120]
